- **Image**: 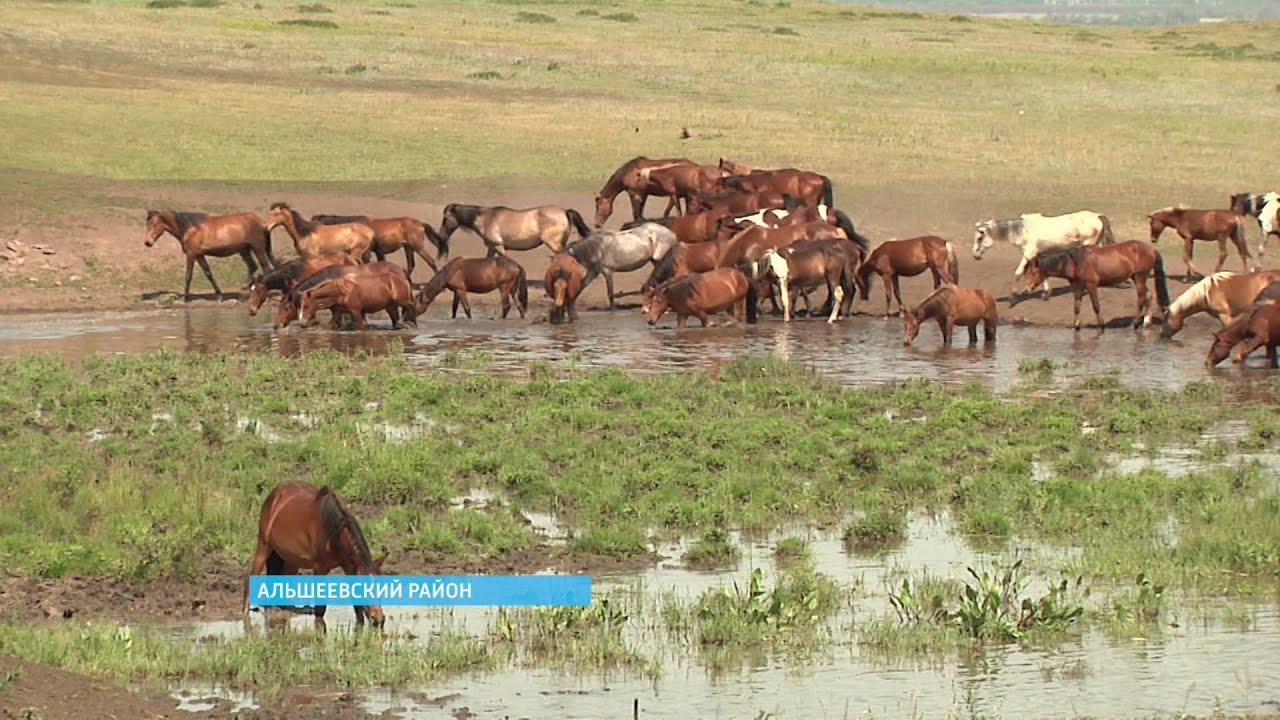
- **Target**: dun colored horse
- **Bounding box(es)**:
[266,203,374,262]
[1160,270,1280,338]
[243,481,386,630]
[544,253,587,325]
[1206,303,1280,368]
[1021,241,1171,331]
[297,262,419,330]
[645,267,758,328]
[594,156,694,226]
[418,256,528,319]
[144,210,277,302]
[856,236,959,317]
[246,254,357,328]
[753,243,854,323]
[312,214,448,274]
[440,204,591,257]
[1148,206,1252,279]
[902,285,998,347]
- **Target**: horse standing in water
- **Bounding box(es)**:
[266,203,374,262]
[311,214,448,275]
[566,223,679,309]
[296,262,419,330]
[144,210,277,302]
[902,285,998,347]
[246,254,358,328]
[752,243,854,323]
[439,204,591,257]
[243,481,386,631]
[856,236,959,317]
[1147,206,1252,279]
[593,156,695,226]
[1206,303,1280,368]
[544,253,587,325]
[1160,270,1280,338]
[417,257,528,319]
[645,267,758,328]
[1021,241,1171,331]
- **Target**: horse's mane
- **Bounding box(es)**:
[914,284,952,316]
[445,204,480,229]
[288,264,350,301]
[1032,247,1082,273]
[646,249,677,289]
[1168,271,1234,317]
[601,157,650,195]
[317,486,377,573]
[170,211,209,236]
[257,258,305,289]
[421,257,464,298]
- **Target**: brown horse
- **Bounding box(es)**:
[1148,206,1252,280]
[1021,241,1171,331]
[1255,279,1280,303]
[641,236,733,298]
[1206,303,1280,367]
[856,236,959,317]
[902,285,998,347]
[645,267,758,328]
[643,163,726,216]
[545,253,586,325]
[297,262,419,330]
[243,481,386,630]
[144,210,277,302]
[593,156,695,226]
[312,214,448,275]
[440,204,591,257]
[718,168,833,210]
[624,209,731,244]
[1161,270,1280,338]
[267,203,374,262]
[246,254,358,328]
[418,256,528,319]
[715,222,845,268]
[752,242,855,323]
[686,188,793,216]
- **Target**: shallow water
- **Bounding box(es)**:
[2,307,1277,397]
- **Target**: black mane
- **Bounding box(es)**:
[317,486,377,573]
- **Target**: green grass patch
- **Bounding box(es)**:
[600,12,637,22]
[277,18,339,29]
[681,528,740,569]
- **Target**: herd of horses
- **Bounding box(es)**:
[144,160,1280,369]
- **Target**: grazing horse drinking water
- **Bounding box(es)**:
[246,254,358,328]
[902,285,998,347]
[297,262,419,331]
[544,253,587,325]
[1160,270,1280,338]
[856,236,959,317]
[594,156,695,226]
[645,267,759,328]
[266,202,374,262]
[144,210,277,302]
[439,204,591,258]
[566,222,679,309]
[1206,303,1280,368]
[417,256,529,319]
[972,210,1115,297]
[1147,206,1252,279]
[243,481,386,630]
[311,214,448,275]
[1021,241,1171,331]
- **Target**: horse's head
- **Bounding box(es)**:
[592,194,613,228]
[1146,212,1166,242]
[902,309,922,346]
[645,287,670,325]
[1230,193,1250,216]
[438,204,461,239]
[246,278,270,316]
[972,221,996,259]
[355,553,387,630]
[1206,331,1236,367]
[265,203,292,231]
[1159,311,1183,339]
[144,210,168,247]
[1020,256,1048,294]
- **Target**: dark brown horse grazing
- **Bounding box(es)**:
[243,481,386,630]
[297,262,419,330]
[246,254,358,328]
[645,267,759,328]
[718,168,833,210]
[1206,303,1280,367]
[144,210,277,302]
[267,203,374,262]
[594,156,695,226]
[856,236,959,317]
[418,256,528,319]
[311,214,448,274]
[1021,241,1171,331]
[545,253,586,325]
[902,285,998,347]
[1148,206,1252,280]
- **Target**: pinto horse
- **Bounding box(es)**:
[266,203,374,262]
[418,256,528,319]
[645,267,758,328]
[902,285,998,347]
[297,262,419,330]
[1206,303,1280,368]
[1161,270,1280,338]
[1148,206,1251,280]
[246,254,358,328]
[566,222,678,309]
[144,210,277,302]
[243,481,386,630]
[544,253,587,325]
[856,236,959,317]
[752,243,854,323]
[440,204,591,258]
[1230,192,1279,257]
[972,211,1114,296]
[311,214,448,275]
[594,156,695,226]
[1021,241,1171,331]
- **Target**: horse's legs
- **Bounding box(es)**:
[1231,335,1264,364]
[880,272,894,317]
[1213,239,1228,274]
[499,285,512,319]
[984,313,997,342]
[403,247,415,278]
[661,196,678,218]
[891,276,905,316]
[605,271,616,310]
[183,256,197,302]
[1181,238,1197,281]
[939,318,953,347]
[629,192,646,222]
[351,309,367,330]
[1087,284,1104,330]
[1268,342,1279,368]
[195,255,223,300]
[967,323,979,344]
[242,540,274,615]
[458,291,473,319]
[387,303,402,329]
[1072,287,1084,331]
[239,247,260,287]
[676,314,688,329]
[697,311,711,327]
[1134,274,1151,328]
[779,277,791,322]
[451,293,461,318]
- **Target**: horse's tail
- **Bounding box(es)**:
[834,210,871,256]
[838,255,855,317]
[821,175,834,207]
[1098,214,1116,245]
[745,273,759,324]
[516,263,529,312]
[945,241,959,285]
[1153,250,1171,309]
[856,255,873,300]
[425,222,449,261]
[566,208,592,238]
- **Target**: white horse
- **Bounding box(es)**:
[1257,196,1280,260]
[972,210,1115,296]
[566,222,679,309]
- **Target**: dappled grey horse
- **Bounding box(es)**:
[566,223,679,308]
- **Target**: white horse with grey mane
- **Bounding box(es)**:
[566,222,679,309]
[972,210,1115,297]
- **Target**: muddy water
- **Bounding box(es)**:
[2,307,1277,395]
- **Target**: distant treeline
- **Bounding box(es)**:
[834,0,1280,25]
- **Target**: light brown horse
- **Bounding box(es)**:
[297,262,419,330]
[243,481,386,630]
[1148,206,1251,280]
[418,256,528,319]
[645,267,758,328]
[1021,241,1171,331]
[1160,270,1280,338]
[144,210,277,302]
[856,236,959,317]
[593,156,695,226]
[641,236,734,298]
[718,168,833,210]
[246,254,358,328]
[545,253,586,325]
[752,242,855,323]
[902,285,998,347]
[312,214,448,275]
[267,202,374,262]
[439,204,591,257]
[1206,303,1280,368]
